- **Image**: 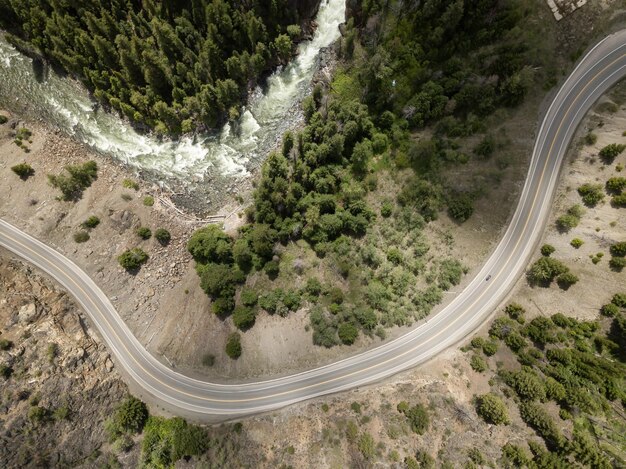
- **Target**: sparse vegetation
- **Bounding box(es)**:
[122,179,139,190]
[143,196,155,207]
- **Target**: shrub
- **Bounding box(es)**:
[556,271,578,289]
[482,341,498,356]
[264,259,280,277]
[470,354,487,372]
[11,163,34,179]
[556,214,578,232]
[211,296,235,316]
[141,416,207,467]
[304,278,322,296]
[599,143,625,163]
[232,238,252,269]
[154,228,171,245]
[0,339,13,350]
[404,404,430,435]
[122,179,139,190]
[28,406,49,424]
[527,257,569,285]
[143,196,155,206]
[121,193,132,201]
[609,256,626,271]
[350,401,362,413]
[600,303,619,317]
[136,227,152,239]
[187,225,232,264]
[611,293,626,307]
[610,242,626,257]
[448,194,474,222]
[338,322,358,345]
[82,215,100,229]
[570,238,584,248]
[519,402,565,450]
[577,183,604,206]
[476,393,509,425]
[378,201,393,219]
[0,115,7,124]
[48,161,98,201]
[540,244,555,256]
[225,333,242,359]
[584,132,597,145]
[73,231,90,243]
[606,177,626,194]
[507,370,546,401]
[505,303,525,321]
[473,135,495,158]
[612,193,626,207]
[114,396,148,434]
[118,248,149,270]
[0,364,12,379]
[232,306,256,330]
[240,288,258,307]
[201,354,215,367]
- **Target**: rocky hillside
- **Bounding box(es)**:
[0,255,129,468]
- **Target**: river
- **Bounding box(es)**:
[0,0,345,186]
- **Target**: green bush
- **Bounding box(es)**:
[610,242,626,257]
[482,341,498,356]
[11,163,34,179]
[506,370,546,401]
[609,256,626,271]
[202,354,215,367]
[143,196,155,206]
[0,339,13,350]
[404,403,430,435]
[136,227,152,239]
[556,271,578,289]
[0,115,7,124]
[141,416,207,467]
[48,161,98,201]
[187,225,232,264]
[570,238,584,248]
[82,215,100,229]
[476,393,509,425]
[73,231,90,243]
[584,132,597,145]
[470,354,487,372]
[611,293,626,307]
[556,205,584,232]
[519,402,565,450]
[380,201,393,218]
[338,322,358,345]
[225,333,242,359]
[28,406,49,424]
[577,183,604,206]
[599,143,625,163]
[448,194,474,222]
[122,179,139,190]
[154,228,171,245]
[232,306,256,330]
[473,135,495,158]
[504,303,525,321]
[600,303,620,317]
[240,288,258,307]
[0,363,12,379]
[118,248,149,270]
[612,193,626,207]
[527,257,569,285]
[540,244,555,256]
[606,177,626,194]
[114,396,148,434]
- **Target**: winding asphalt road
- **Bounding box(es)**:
[2,31,626,422]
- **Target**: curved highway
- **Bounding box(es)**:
[2,31,626,422]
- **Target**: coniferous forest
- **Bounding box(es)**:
[0,0,311,135]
